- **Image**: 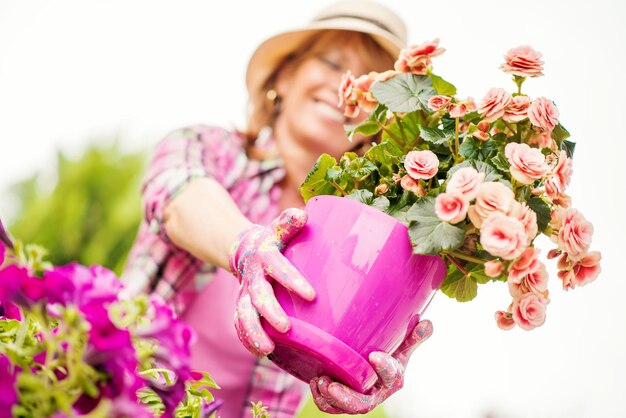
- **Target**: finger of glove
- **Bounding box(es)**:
[248,271,290,333]
[262,250,315,301]
[235,292,274,357]
[273,208,307,247]
[368,352,404,390]
[325,380,379,415]
[394,319,433,367]
[309,378,344,415]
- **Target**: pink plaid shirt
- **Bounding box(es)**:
[122,125,307,418]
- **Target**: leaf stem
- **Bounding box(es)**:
[445,253,469,275]
[393,112,409,148]
[445,250,486,265]
[454,117,460,155]
[502,120,517,137]
[376,120,404,149]
[330,181,347,196]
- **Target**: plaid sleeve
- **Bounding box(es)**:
[141,125,242,240]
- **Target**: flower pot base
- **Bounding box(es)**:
[264,316,378,393]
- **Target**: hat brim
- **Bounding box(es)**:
[245,18,404,98]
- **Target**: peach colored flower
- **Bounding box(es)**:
[495,310,515,330]
[500,46,544,77]
[557,208,594,262]
[449,103,467,118]
[472,130,489,141]
[508,248,541,282]
[400,174,426,196]
[404,150,439,180]
[435,192,469,224]
[464,97,477,112]
[484,260,504,278]
[503,95,531,123]
[338,71,360,117]
[508,201,538,245]
[447,167,485,200]
[508,259,549,298]
[480,212,528,260]
[504,142,550,185]
[528,97,559,132]
[511,292,547,330]
[565,251,602,289]
[427,95,452,111]
[477,88,511,122]
[394,39,445,75]
[467,182,515,228]
[355,73,378,113]
[552,150,573,191]
[529,131,553,149]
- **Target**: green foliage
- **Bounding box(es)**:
[296,396,388,418]
[370,74,436,113]
[8,141,146,274]
[406,197,465,254]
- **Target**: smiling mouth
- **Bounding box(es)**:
[314,99,345,124]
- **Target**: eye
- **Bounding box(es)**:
[317,56,343,72]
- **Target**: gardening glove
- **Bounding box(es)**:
[310,319,433,414]
[229,208,315,358]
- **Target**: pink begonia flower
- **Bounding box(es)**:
[472,130,489,141]
[427,95,451,111]
[338,71,360,118]
[374,70,398,82]
[508,247,540,281]
[508,201,538,245]
[435,192,469,224]
[400,174,426,196]
[484,260,504,278]
[556,208,594,261]
[449,103,467,118]
[464,97,477,112]
[467,182,515,228]
[355,73,378,113]
[544,178,571,208]
[503,95,531,123]
[495,310,515,330]
[505,142,550,185]
[528,97,560,132]
[559,251,601,290]
[500,46,544,77]
[394,39,445,75]
[446,167,485,200]
[508,259,549,299]
[480,212,528,260]
[529,131,553,149]
[404,150,439,180]
[512,292,548,330]
[477,88,511,122]
[552,150,573,191]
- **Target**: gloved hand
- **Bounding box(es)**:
[228,208,315,357]
[310,319,433,414]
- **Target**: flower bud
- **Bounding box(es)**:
[375,183,389,195]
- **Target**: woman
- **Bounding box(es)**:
[123,1,432,416]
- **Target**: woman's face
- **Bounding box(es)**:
[274,44,374,159]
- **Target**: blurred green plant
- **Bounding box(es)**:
[297,397,388,418]
[8,141,146,275]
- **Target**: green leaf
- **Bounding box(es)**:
[406,197,465,254]
[430,73,457,96]
[561,139,576,159]
[527,196,551,232]
[551,123,571,143]
[344,105,387,139]
[419,126,454,146]
[448,160,511,187]
[440,266,478,302]
[346,190,390,212]
[491,152,511,174]
[300,154,340,202]
[345,157,378,179]
[458,138,498,161]
[370,74,436,113]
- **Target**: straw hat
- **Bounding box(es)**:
[245,0,407,98]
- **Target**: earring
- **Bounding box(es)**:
[266,89,278,102]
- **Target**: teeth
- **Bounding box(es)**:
[314,101,344,123]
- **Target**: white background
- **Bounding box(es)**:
[1,1,625,417]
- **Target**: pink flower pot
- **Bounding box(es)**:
[263,195,446,393]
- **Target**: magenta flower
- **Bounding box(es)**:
[0,264,45,306]
[0,356,18,418]
[0,218,13,250]
[81,303,132,353]
[0,301,21,320]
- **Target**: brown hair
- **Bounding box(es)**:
[242,30,396,147]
